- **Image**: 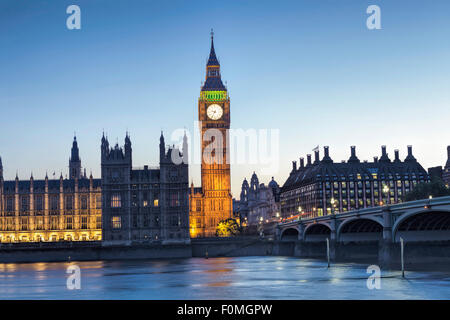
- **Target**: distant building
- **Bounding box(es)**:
[428,166,443,182]
[280,145,430,219]
[443,146,450,187]
[238,172,280,226]
[101,132,190,245]
[0,137,102,243]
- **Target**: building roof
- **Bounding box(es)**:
[281,147,429,193]
[3,178,101,193]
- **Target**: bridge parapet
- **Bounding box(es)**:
[278,196,450,243]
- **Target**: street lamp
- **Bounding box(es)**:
[330,198,336,215]
[383,184,390,205]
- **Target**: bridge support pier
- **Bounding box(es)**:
[378,240,398,269]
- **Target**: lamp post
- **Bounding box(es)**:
[330,198,336,215]
[383,184,390,205]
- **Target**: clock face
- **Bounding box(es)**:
[207,104,223,120]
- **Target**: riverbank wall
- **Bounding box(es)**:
[0,242,191,263]
[1,239,449,270]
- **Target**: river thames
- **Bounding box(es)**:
[0,256,449,299]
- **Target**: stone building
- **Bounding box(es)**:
[189,32,233,238]
[280,145,430,219]
[238,172,281,226]
[101,132,190,245]
[0,137,102,243]
[443,146,450,187]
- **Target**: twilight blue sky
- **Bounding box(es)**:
[1,0,449,196]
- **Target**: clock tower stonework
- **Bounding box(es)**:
[189,32,233,237]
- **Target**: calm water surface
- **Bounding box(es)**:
[0,256,449,299]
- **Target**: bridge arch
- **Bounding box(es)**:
[337,217,384,243]
[304,223,331,242]
[393,209,450,242]
[280,227,299,241]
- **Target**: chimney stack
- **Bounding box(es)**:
[314,150,320,164]
[292,161,297,171]
[405,145,416,162]
[300,157,305,168]
[348,146,360,163]
[382,145,387,157]
[394,149,400,162]
[307,154,312,166]
[374,156,378,163]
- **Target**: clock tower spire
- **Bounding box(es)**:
[189,31,232,237]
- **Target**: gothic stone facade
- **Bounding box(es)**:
[189,33,232,238]
[238,173,281,227]
[0,137,102,243]
[101,133,190,245]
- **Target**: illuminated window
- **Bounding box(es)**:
[112,216,121,229]
[143,200,148,207]
[154,199,159,207]
[81,196,88,209]
[81,216,88,229]
[111,194,121,208]
[96,216,102,229]
[96,195,102,209]
[50,217,58,230]
[36,217,44,230]
[65,217,73,230]
[21,217,28,230]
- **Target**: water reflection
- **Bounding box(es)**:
[0,256,449,299]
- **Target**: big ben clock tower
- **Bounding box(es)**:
[189,31,232,237]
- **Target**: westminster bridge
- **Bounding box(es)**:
[277,196,450,266]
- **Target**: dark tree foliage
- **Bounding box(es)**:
[404,179,450,201]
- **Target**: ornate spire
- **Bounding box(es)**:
[207,28,219,66]
[202,30,226,91]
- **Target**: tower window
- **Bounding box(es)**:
[112,216,121,229]
[111,194,121,208]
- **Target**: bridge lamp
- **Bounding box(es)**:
[276,212,280,218]
[330,198,336,206]
[383,185,390,194]
[298,206,302,213]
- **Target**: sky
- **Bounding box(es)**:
[1,0,449,197]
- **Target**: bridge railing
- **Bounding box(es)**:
[277,195,450,226]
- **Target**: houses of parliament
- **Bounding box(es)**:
[0,33,232,243]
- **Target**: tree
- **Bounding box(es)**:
[404,179,450,201]
[216,218,241,237]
